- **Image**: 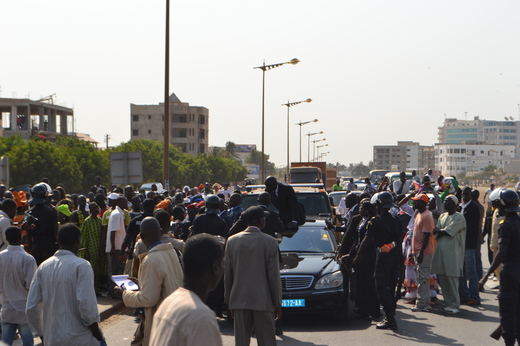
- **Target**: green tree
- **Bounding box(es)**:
[54,136,110,192]
[351,162,370,177]
[246,148,276,176]
[7,140,82,191]
[224,141,240,160]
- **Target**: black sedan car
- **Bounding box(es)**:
[278,220,349,319]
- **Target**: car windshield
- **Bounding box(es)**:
[330,192,345,206]
[279,227,334,253]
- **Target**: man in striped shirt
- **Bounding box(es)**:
[26,223,105,345]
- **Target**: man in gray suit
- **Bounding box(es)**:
[225,206,282,346]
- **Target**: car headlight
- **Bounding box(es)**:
[315,271,343,289]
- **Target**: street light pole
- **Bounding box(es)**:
[316,144,328,161]
[296,118,318,162]
[283,99,312,177]
[305,131,323,162]
[312,138,326,161]
[163,0,170,192]
[254,58,300,181]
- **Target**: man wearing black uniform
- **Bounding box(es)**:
[189,195,228,239]
[480,189,520,346]
[24,183,59,265]
[354,191,402,330]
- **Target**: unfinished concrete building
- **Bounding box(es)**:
[0,96,74,139]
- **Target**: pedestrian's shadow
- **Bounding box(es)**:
[390,310,463,345]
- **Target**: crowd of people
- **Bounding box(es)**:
[336,172,520,345]
[0,171,519,346]
[0,175,301,346]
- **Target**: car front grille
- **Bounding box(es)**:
[281,275,314,290]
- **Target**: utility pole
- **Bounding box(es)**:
[104,134,110,149]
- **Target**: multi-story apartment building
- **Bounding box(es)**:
[438,116,520,146]
[435,143,514,176]
[130,93,208,156]
[373,141,434,173]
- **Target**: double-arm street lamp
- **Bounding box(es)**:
[305,131,323,162]
[316,143,328,161]
[283,99,312,174]
[254,58,300,181]
[312,138,326,161]
[296,119,318,162]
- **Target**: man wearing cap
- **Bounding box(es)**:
[432,195,467,314]
[24,183,59,265]
[410,193,436,312]
[225,206,282,346]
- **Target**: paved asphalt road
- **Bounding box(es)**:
[101,282,501,346]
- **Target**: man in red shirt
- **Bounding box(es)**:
[411,194,436,312]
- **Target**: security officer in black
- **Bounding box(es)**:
[354,191,402,330]
[480,189,520,346]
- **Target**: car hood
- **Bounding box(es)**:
[280,253,338,276]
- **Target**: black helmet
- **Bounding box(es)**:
[370,191,397,209]
[205,194,220,214]
[30,183,50,204]
[492,189,520,212]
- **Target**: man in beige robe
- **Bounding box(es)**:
[432,195,466,314]
[115,217,183,346]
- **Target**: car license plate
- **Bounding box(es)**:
[282,299,305,307]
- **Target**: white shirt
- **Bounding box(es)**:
[150,287,222,346]
[106,206,125,253]
[221,189,233,199]
[26,249,100,345]
[393,180,411,194]
[0,245,37,324]
[0,210,12,251]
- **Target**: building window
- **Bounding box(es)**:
[199,129,205,139]
[199,143,205,154]
[133,129,138,136]
[198,115,205,125]
[148,115,152,119]
[148,130,151,134]
[132,115,139,122]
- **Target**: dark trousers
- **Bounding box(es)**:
[354,253,380,318]
[374,251,399,321]
[32,241,58,265]
[499,266,520,346]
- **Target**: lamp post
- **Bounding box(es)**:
[282,99,312,176]
[305,131,323,162]
[163,0,170,192]
[296,119,318,162]
[316,144,328,161]
[254,58,300,181]
[312,138,326,161]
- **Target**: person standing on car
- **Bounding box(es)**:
[354,192,402,330]
[264,176,305,235]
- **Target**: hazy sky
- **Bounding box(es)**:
[3,1,520,168]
